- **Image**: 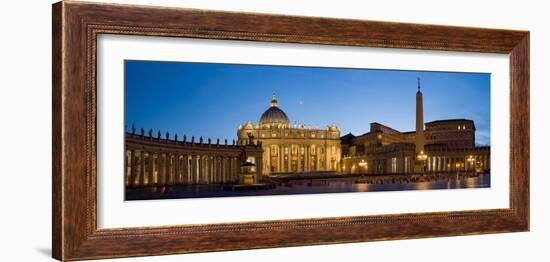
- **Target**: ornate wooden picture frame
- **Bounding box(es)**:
[52,1,529,261]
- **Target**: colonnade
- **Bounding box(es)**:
[125,150,240,187]
[425,154,490,173]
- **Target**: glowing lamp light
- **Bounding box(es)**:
[417,151,428,160]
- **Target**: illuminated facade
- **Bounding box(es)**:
[237,95,342,175]
[342,82,490,175]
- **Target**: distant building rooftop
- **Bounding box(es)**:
[340,133,356,145]
[425,119,473,125]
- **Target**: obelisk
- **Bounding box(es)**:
[414,78,426,173]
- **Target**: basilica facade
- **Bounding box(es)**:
[237,95,342,176]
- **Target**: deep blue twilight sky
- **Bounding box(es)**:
[125,61,491,146]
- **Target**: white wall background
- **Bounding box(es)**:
[0,0,546,261]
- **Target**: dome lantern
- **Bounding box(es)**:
[270,93,278,107]
[259,94,290,127]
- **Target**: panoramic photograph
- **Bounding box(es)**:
[123,60,491,201]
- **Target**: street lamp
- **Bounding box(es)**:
[417,150,428,173]
[358,159,367,174]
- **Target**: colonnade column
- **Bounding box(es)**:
[190,155,197,184]
[139,151,145,186]
[181,155,188,185]
[174,155,180,185]
[129,150,136,187]
[168,154,174,185]
[148,152,154,186]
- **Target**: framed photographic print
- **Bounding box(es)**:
[52,1,529,261]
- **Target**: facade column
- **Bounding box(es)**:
[305,146,310,172]
[278,145,283,173]
[325,146,330,171]
[266,146,271,174]
[298,147,303,172]
[287,145,292,173]
[316,147,321,172]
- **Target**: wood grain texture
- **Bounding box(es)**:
[52,1,530,261]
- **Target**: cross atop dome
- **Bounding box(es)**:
[417,77,421,91]
[270,92,278,107]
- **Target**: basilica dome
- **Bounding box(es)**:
[259,94,290,127]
